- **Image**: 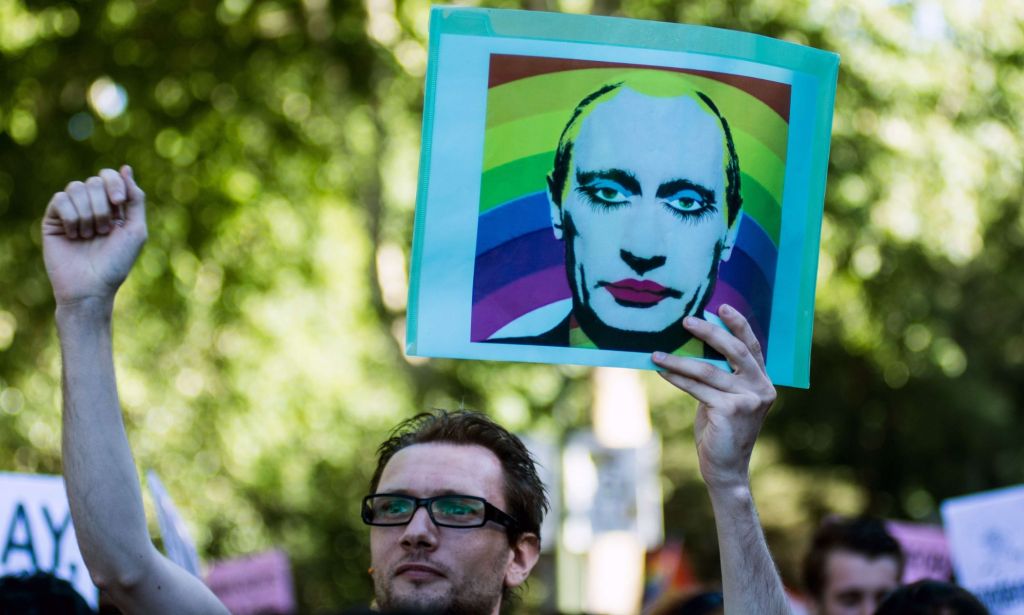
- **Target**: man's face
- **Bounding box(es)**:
[816,550,901,615]
[369,443,534,615]
[551,88,735,339]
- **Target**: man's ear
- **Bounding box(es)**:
[547,174,564,241]
[504,533,541,589]
[720,215,740,262]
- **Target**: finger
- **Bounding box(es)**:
[85,176,112,235]
[45,192,80,238]
[65,181,93,239]
[120,165,146,225]
[653,351,734,392]
[656,370,722,407]
[718,305,767,373]
[683,313,761,376]
[99,168,127,221]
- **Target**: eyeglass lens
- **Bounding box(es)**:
[369,495,487,526]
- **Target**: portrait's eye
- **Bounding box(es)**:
[577,180,630,207]
[663,189,716,219]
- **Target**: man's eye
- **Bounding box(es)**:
[380,500,411,515]
[437,501,474,515]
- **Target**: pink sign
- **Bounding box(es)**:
[205,549,296,615]
[887,520,952,583]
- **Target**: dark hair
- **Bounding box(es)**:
[648,590,724,615]
[0,571,94,615]
[802,516,904,599]
[547,81,743,227]
[874,580,990,615]
[369,409,548,545]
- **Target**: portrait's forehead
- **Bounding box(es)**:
[377,442,507,505]
[574,89,726,188]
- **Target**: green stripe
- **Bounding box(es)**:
[483,110,566,171]
[740,172,780,243]
[479,153,552,213]
[733,128,785,202]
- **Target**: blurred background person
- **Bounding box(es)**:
[874,580,989,615]
[0,571,95,615]
[803,516,903,615]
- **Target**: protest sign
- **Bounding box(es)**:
[0,472,98,608]
[147,470,202,578]
[406,7,839,387]
[942,485,1024,614]
[206,549,296,615]
[886,520,952,583]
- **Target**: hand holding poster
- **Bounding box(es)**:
[406,8,838,387]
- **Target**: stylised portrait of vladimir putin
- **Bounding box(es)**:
[494,78,743,353]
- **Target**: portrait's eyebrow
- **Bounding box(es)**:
[656,179,716,204]
[576,168,642,196]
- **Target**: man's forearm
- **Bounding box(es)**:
[58,298,155,590]
[708,482,791,615]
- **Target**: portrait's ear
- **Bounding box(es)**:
[721,217,740,262]
[504,532,541,589]
[546,174,564,241]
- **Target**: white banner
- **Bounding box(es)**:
[0,472,98,609]
[942,485,1024,614]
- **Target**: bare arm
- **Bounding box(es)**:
[652,305,789,615]
[44,166,228,615]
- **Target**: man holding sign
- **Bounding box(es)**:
[43,166,788,613]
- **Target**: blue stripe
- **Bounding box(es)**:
[735,214,778,287]
[476,192,552,256]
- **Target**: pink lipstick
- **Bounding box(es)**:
[601,279,680,306]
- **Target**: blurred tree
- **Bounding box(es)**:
[2,0,1023,609]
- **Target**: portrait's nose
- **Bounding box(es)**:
[399,506,439,551]
[619,197,669,275]
[620,249,666,275]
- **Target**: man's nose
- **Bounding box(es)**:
[399,506,439,550]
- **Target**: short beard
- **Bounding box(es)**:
[563,217,724,353]
[375,572,504,615]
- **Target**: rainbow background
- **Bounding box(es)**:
[470,55,790,354]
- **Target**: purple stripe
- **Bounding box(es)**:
[471,265,571,341]
[707,280,768,350]
[718,248,773,322]
[472,229,565,302]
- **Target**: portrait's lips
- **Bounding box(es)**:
[600,279,682,306]
[395,562,446,582]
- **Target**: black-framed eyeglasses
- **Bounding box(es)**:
[361,493,519,531]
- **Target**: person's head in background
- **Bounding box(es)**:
[0,571,94,615]
[874,580,989,615]
[647,589,725,615]
[803,516,904,615]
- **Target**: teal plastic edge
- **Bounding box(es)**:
[791,57,840,388]
[405,10,445,354]
[430,6,839,74]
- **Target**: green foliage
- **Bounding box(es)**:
[2,0,1024,606]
